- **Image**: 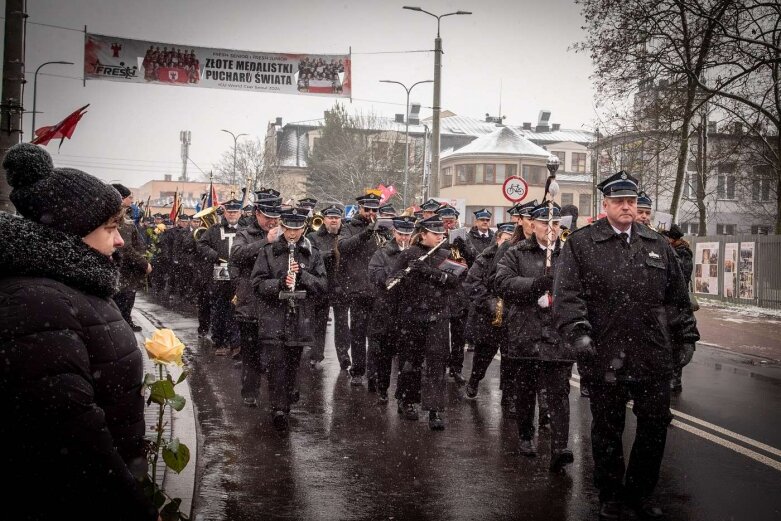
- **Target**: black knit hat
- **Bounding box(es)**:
[3,143,122,237]
[111,183,131,198]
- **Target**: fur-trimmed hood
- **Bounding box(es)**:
[0,212,119,297]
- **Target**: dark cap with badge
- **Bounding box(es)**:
[518,200,538,218]
[436,205,459,219]
[597,171,639,197]
[392,215,416,234]
[178,213,192,221]
[637,191,653,209]
[531,202,562,221]
[223,198,243,211]
[378,203,397,216]
[473,208,492,220]
[507,203,523,217]
[279,207,308,229]
[298,197,318,210]
[420,198,441,212]
[417,215,446,234]
[321,204,344,217]
[496,222,516,234]
[255,187,282,218]
[356,193,381,209]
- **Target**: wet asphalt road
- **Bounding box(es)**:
[137,297,781,521]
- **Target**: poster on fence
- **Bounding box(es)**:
[739,242,755,299]
[84,33,351,97]
[723,243,738,298]
[694,242,719,295]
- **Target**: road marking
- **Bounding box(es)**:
[568,376,781,471]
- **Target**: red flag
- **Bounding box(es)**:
[207,181,219,208]
[169,190,180,221]
[378,184,397,204]
[32,104,90,149]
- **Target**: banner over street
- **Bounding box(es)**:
[84,33,351,98]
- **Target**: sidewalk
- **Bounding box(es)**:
[696,299,781,363]
[133,297,198,518]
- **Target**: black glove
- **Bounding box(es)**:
[677,343,695,368]
[367,220,378,232]
[452,236,466,250]
[572,335,597,358]
[410,259,437,277]
[530,274,554,297]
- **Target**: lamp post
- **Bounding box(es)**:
[31,60,74,138]
[380,79,433,207]
[221,129,248,188]
[403,6,471,197]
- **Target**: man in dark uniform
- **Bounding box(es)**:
[298,197,318,211]
[636,191,653,226]
[230,189,281,404]
[338,193,391,386]
[465,208,495,260]
[419,198,441,219]
[250,207,327,430]
[662,223,694,393]
[307,204,351,370]
[554,171,699,520]
[378,203,396,217]
[168,213,193,300]
[198,199,243,355]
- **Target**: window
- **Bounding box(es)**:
[717,174,736,199]
[456,164,475,185]
[684,172,700,199]
[561,192,574,206]
[682,222,699,235]
[751,225,771,235]
[441,167,452,188]
[578,193,592,216]
[572,152,587,173]
[484,164,496,184]
[717,223,736,235]
[506,164,517,177]
[522,165,546,185]
[752,178,772,202]
[551,151,566,171]
[496,164,506,183]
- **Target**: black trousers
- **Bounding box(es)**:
[448,311,467,372]
[375,333,398,395]
[469,336,513,391]
[209,282,238,348]
[589,377,673,501]
[396,319,449,411]
[513,360,572,452]
[196,282,211,334]
[348,295,375,376]
[239,321,266,399]
[311,301,350,363]
[267,343,303,413]
[113,288,137,324]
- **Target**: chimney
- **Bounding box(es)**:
[164,174,172,182]
[409,102,421,125]
[522,122,532,130]
[395,114,405,123]
[552,123,561,131]
[536,110,551,133]
[275,117,283,127]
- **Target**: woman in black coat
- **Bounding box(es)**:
[0,144,158,520]
[495,203,575,471]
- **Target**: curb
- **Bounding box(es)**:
[133,305,197,519]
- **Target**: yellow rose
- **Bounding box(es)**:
[144,328,185,366]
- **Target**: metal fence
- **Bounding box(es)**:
[686,234,781,310]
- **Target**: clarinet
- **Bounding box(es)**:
[285,241,297,309]
[386,237,446,290]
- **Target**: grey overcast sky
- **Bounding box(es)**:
[8,0,596,188]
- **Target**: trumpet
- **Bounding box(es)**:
[308,212,324,232]
[560,229,572,242]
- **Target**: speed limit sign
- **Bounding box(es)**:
[502,176,529,203]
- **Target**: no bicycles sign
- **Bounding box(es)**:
[502,176,529,203]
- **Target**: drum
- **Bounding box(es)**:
[213,262,230,281]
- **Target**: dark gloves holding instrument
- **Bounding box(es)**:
[530,274,554,297]
[572,335,597,359]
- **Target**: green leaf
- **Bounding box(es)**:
[161,497,183,521]
[144,373,157,386]
[163,440,190,473]
[149,379,176,405]
[168,394,186,412]
[176,370,189,385]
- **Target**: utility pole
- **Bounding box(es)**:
[0,0,26,212]
[180,130,191,181]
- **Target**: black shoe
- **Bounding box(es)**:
[598,500,622,520]
[272,410,288,431]
[377,390,388,403]
[242,397,258,408]
[628,496,665,520]
[466,343,475,352]
[429,410,445,431]
[289,390,300,404]
[519,438,537,457]
[128,322,143,332]
[449,369,466,386]
[340,358,352,371]
[549,448,574,472]
[399,402,419,421]
[367,376,377,393]
[465,380,478,399]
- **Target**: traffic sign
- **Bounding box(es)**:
[502,176,529,203]
[344,204,358,219]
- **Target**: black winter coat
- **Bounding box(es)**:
[495,237,573,362]
[553,218,700,381]
[387,243,459,324]
[117,218,148,290]
[0,213,157,521]
[251,235,327,346]
[197,218,239,269]
[230,219,268,322]
[307,225,345,303]
[671,239,694,285]
[367,239,405,337]
[338,215,391,299]
[465,226,494,262]
[463,242,504,344]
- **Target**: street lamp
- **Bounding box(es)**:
[403,6,471,197]
[380,79,433,207]
[221,129,248,188]
[31,60,74,139]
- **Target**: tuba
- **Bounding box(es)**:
[192,206,219,240]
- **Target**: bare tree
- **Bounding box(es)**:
[207,137,283,199]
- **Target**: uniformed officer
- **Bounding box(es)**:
[250,207,327,430]
[378,203,397,218]
[368,215,416,402]
[338,193,392,386]
[465,208,494,259]
[554,171,699,520]
[419,198,441,219]
[495,203,575,470]
[636,191,653,226]
[307,204,351,369]
[507,203,523,224]
[197,198,243,355]
[231,189,281,405]
[387,215,458,430]
[298,197,318,211]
